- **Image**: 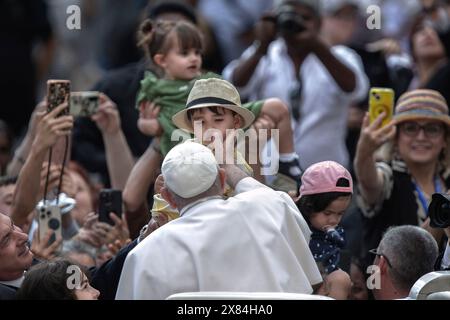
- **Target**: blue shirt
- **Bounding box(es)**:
[309,226,346,274]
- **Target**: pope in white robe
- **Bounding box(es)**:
[116,173,322,299]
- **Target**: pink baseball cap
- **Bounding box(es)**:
[299,161,353,196]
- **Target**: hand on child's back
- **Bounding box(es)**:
[139,100,160,119]
[137,100,163,136]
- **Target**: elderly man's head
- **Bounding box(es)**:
[372,225,438,300]
[160,142,225,210]
[0,212,33,281]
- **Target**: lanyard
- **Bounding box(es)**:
[413,176,442,216]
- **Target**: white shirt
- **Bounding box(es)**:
[116,177,322,300]
[0,275,24,288]
[441,242,450,270]
[223,39,369,169]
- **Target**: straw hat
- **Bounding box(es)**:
[172,78,255,133]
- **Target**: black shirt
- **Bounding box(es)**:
[71,60,152,185]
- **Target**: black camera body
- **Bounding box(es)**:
[428,193,450,228]
[276,4,306,34]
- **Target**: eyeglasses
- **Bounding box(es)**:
[369,248,393,269]
[399,122,445,138]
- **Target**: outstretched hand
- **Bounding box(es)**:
[75,213,109,248]
[33,103,73,152]
[254,14,277,55]
[31,229,62,261]
[105,212,130,245]
[91,93,121,134]
[356,112,396,160]
[137,100,163,137]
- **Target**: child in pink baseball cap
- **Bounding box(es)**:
[297,160,353,300]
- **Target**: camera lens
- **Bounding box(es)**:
[429,193,450,228]
[48,218,60,230]
[438,202,450,224]
[277,5,305,34]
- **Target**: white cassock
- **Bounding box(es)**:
[116,177,322,300]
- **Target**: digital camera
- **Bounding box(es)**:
[428,193,450,228]
[276,4,306,34]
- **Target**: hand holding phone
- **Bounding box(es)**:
[369,88,394,128]
[37,204,62,251]
[98,189,122,225]
[31,227,62,260]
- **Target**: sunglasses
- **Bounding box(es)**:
[399,122,445,138]
[369,248,393,269]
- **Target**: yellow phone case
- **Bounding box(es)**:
[369,87,394,127]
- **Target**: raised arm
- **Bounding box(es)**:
[287,27,357,93]
[11,103,73,227]
[7,101,47,176]
[123,140,161,213]
[229,16,277,87]
[221,163,251,190]
[354,113,396,206]
[91,93,135,190]
[309,37,356,93]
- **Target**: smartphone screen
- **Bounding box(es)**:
[369,88,394,128]
[98,189,122,225]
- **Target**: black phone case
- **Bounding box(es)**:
[98,189,122,225]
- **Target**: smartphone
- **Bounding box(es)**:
[369,87,394,128]
[70,91,100,117]
[37,204,62,249]
[47,80,71,117]
[98,189,122,225]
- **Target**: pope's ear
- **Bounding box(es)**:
[218,168,226,190]
[161,188,177,209]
